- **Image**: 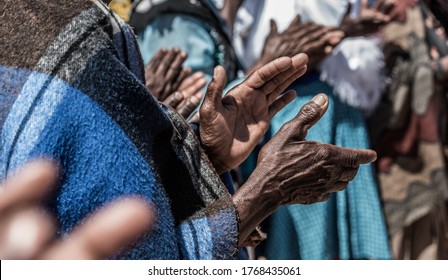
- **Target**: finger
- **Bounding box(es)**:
[289,24,325,43]
[284,94,329,140]
[266,64,307,104]
[344,2,352,19]
[330,146,378,166]
[245,56,293,89]
[0,160,58,214]
[294,25,328,44]
[338,166,359,182]
[259,53,308,95]
[163,91,184,108]
[200,66,226,117]
[42,198,155,260]
[155,48,179,77]
[145,48,167,76]
[269,19,278,36]
[172,67,193,92]
[180,75,207,99]
[269,90,297,117]
[0,207,55,259]
[164,51,187,87]
[323,30,345,46]
[178,72,205,91]
[178,95,202,118]
[287,15,301,30]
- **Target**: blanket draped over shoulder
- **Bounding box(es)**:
[0,0,238,260]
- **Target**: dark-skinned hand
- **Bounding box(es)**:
[248,16,344,73]
[200,53,309,174]
[232,94,377,245]
[145,48,188,100]
[145,48,207,118]
[339,0,394,38]
[0,160,155,259]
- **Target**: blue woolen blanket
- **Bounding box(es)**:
[0,0,238,259]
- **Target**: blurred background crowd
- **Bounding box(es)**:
[111,0,448,260]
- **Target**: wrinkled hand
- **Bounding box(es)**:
[145,48,206,118]
[200,53,309,174]
[0,160,154,259]
[249,16,343,73]
[145,48,188,101]
[339,0,394,37]
[233,94,377,244]
[163,72,207,118]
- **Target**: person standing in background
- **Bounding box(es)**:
[233,0,393,260]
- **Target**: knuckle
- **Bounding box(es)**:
[316,145,331,160]
[298,102,319,122]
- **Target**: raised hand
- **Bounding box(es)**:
[339,0,394,37]
[163,72,207,118]
[145,48,188,100]
[200,53,309,174]
[233,94,377,244]
[248,16,344,73]
[145,48,206,118]
[0,160,154,259]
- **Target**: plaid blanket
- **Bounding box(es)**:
[0,0,238,259]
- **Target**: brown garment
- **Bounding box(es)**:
[370,7,448,259]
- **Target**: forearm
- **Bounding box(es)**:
[232,168,278,246]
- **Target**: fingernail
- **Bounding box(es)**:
[213,66,219,77]
[174,91,183,99]
[312,94,327,107]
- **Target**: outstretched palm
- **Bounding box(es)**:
[199,53,309,174]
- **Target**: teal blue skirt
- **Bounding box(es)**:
[260,74,391,259]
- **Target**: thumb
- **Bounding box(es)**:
[269,19,278,36]
[200,66,226,117]
[292,93,329,140]
[287,15,302,30]
[344,2,353,19]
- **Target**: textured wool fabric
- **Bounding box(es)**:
[262,74,392,260]
[0,0,238,259]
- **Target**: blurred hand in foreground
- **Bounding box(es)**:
[0,160,155,259]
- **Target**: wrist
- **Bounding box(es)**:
[232,168,279,245]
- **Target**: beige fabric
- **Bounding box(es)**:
[391,202,448,259]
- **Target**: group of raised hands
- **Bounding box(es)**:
[248,0,417,75]
[145,0,418,119]
[0,53,377,258]
[3,0,406,259]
